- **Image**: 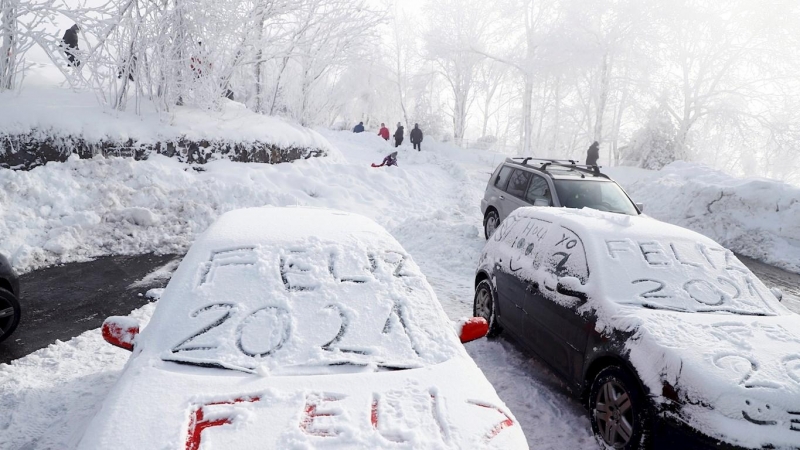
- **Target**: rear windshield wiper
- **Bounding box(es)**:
[163,357,256,374]
[326,361,421,372]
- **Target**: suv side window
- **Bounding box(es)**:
[494,166,513,190]
[506,169,532,198]
[525,175,552,206]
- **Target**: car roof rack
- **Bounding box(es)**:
[505,157,609,179]
[509,157,578,165]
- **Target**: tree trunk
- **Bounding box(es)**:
[521,75,533,154]
[0,2,17,91]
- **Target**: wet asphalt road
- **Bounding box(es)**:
[0,253,798,365]
[0,253,179,364]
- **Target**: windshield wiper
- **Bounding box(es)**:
[326,360,421,372]
[633,303,775,316]
[163,357,256,374]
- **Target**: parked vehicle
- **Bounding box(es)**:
[481,157,641,239]
[474,206,800,450]
[0,253,21,344]
[81,207,527,449]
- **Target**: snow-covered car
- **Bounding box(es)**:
[0,253,21,344]
[81,207,527,449]
[474,207,800,449]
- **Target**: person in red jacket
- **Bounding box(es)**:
[378,123,390,141]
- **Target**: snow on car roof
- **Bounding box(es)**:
[138,207,462,375]
[495,206,789,317]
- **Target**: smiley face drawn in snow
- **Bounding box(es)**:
[708,323,800,428]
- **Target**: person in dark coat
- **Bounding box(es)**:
[394,122,404,148]
[410,123,423,151]
[378,123,390,140]
[586,141,600,166]
[118,56,137,81]
[353,122,365,133]
[61,24,80,67]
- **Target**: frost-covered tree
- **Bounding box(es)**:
[625,104,681,170]
[0,0,54,91]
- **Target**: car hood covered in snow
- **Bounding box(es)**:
[485,207,799,448]
[629,309,800,449]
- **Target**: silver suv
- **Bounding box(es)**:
[481,158,642,239]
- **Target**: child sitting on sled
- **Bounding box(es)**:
[372,151,398,168]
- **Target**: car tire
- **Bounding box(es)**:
[484,209,500,240]
[0,287,21,344]
[473,280,501,337]
[589,365,651,450]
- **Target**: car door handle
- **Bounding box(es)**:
[526,282,539,292]
[499,195,505,200]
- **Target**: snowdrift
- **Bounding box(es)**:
[0,88,333,169]
[608,162,800,275]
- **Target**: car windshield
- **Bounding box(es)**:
[553,179,638,216]
[148,244,460,375]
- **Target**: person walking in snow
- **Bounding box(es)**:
[353,121,365,133]
[585,141,600,166]
[378,123,390,141]
[410,123,423,151]
[372,151,398,168]
[61,24,80,67]
[394,122,404,148]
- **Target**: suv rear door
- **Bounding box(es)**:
[523,225,592,383]
[497,168,532,221]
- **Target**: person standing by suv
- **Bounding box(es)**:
[410,124,423,151]
[585,141,600,166]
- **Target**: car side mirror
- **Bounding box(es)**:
[459,317,489,343]
[533,198,550,207]
[770,287,783,302]
[635,202,645,212]
[102,316,140,351]
[556,279,588,302]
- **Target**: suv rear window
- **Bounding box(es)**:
[494,166,513,190]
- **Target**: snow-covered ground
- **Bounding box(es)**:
[3,128,799,449]
[0,132,596,449]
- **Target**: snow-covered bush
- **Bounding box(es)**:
[624,106,683,170]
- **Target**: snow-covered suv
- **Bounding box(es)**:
[481,158,641,239]
[475,206,800,449]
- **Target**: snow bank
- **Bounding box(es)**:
[0,87,334,152]
[608,162,800,274]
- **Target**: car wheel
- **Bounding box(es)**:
[484,210,499,240]
[0,287,21,344]
[589,366,651,449]
[473,280,501,337]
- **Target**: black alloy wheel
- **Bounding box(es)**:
[589,366,650,449]
[473,280,501,337]
[0,287,21,344]
[484,210,500,240]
